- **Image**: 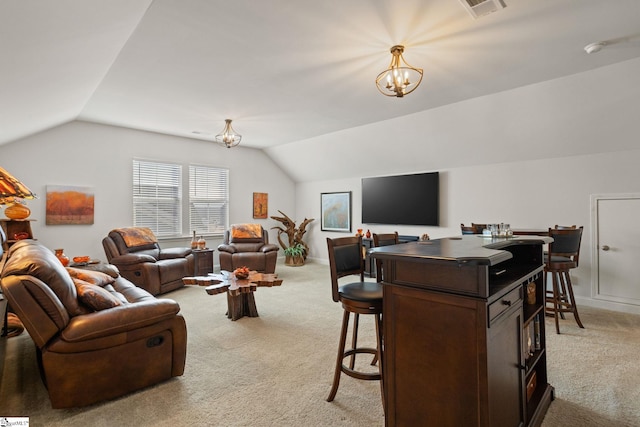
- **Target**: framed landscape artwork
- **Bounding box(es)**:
[46,185,95,225]
[321,191,351,232]
[253,192,268,219]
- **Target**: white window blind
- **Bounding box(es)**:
[189,165,228,235]
[132,160,182,237]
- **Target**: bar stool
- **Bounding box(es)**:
[545,226,585,334]
[326,236,383,406]
[372,232,398,282]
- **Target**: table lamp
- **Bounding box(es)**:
[0,166,37,220]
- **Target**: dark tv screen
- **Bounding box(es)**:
[361,172,439,226]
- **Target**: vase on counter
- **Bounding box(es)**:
[365,229,371,238]
[197,236,206,250]
[54,249,70,267]
[191,231,198,249]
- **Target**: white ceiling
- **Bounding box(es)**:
[2,1,640,161]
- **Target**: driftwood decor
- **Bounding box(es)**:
[270,210,314,266]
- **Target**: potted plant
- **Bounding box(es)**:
[271,210,314,266]
[283,243,305,266]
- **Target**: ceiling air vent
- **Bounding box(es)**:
[459,0,506,19]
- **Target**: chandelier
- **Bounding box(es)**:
[376,45,423,98]
[215,119,242,148]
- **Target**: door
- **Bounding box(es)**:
[592,195,640,306]
[487,303,525,427]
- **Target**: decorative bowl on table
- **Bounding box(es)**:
[73,256,91,264]
[233,266,250,280]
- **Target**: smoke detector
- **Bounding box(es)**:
[459,0,507,19]
[584,42,606,54]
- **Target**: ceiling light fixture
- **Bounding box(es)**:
[376,45,423,98]
[215,119,242,148]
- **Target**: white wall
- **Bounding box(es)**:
[0,121,295,266]
[292,59,640,314]
[299,149,640,313]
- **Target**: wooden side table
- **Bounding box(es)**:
[0,219,35,249]
[193,249,214,276]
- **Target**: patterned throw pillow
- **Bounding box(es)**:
[67,267,116,287]
[73,278,122,311]
[114,227,157,247]
[230,223,262,240]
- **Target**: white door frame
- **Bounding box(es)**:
[590,193,640,308]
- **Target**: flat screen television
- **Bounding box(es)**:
[361,172,439,226]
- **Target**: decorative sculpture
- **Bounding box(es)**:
[270,210,314,265]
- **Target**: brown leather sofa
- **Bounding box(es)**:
[102,227,194,295]
[217,224,279,273]
[0,238,187,409]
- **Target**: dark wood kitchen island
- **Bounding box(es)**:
[369,235,554,427]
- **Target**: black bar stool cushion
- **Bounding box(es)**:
[339,282,383,302]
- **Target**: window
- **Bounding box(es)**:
[189,165,228,235]
[133,160,182,236]
[133,160,228,237]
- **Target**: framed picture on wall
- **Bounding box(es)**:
[253,192,268,219]
[321,191,351,232]
[46,185,95,225]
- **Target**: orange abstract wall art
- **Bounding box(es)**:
[46,185,95,225]
[253,192,268,219]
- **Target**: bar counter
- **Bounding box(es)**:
[369,234,554,427]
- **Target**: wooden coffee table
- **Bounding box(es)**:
[188,271,282,321]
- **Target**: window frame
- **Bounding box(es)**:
[132,159,229,238]
[188,164,229,236]
[132,159,182,238]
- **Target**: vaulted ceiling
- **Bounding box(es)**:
[2,1,640,170]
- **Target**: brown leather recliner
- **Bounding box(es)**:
[217,224,279,273]
[0,239,187,409]
[102,227,194,295]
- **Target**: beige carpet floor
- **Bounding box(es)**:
[1,260,639,426]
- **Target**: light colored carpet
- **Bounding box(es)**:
[1,260,639,426]
[542,306,640,427]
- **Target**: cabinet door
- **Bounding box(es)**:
[383,285,487,426]
[194,250,213,276]
[487,303,525,427]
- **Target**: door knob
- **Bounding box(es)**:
[601,245,610,251]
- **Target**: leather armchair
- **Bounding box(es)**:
[217,224,279,273]
[102,227,194,295]
[0,239,187,408]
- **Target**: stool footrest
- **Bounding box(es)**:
[341,348,381,381]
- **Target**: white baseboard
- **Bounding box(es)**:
[575,295,640,315]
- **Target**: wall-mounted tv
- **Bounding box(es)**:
[362,172,439,226]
